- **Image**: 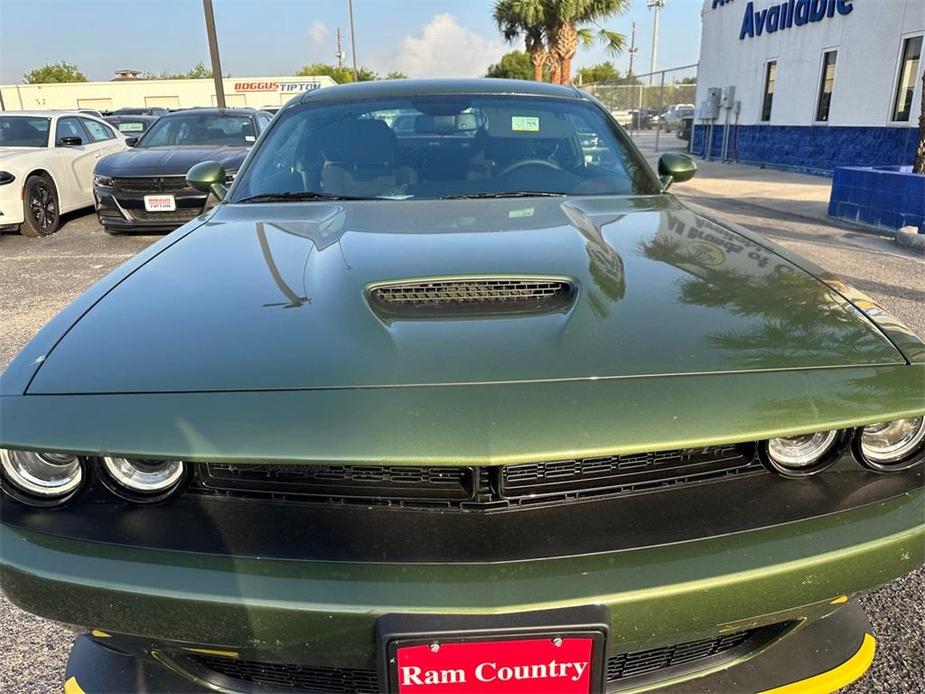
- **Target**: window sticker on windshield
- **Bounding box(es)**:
[509,207,535,218]
[245,135,256,142]
[511,116,540,132]
[119,123,144,132]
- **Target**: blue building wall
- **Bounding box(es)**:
[829,166,925,232]
[690,125,919,177]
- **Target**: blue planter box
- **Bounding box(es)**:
[828,166,925,233]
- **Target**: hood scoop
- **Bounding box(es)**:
[367,277,576,320]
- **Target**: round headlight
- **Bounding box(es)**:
[857,417,925,471]
[102,456,185,497]
[764,430,839,477]
[0,449,83,499]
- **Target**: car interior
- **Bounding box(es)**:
[239,98,650,200]
[0,116,51,147]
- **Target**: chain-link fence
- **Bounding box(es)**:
[584,64,698,154]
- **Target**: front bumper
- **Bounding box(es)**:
[0,178,24,227]
[62,599,877,693]
[93,185,207,232]
[2,489,922,686]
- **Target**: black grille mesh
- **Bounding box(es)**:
[367,278,574,318]
[114,176,191,193]
[194,445,762,511]
[190,626,767,691]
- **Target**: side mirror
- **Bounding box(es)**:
[186,160,228,200]
[657,153,697,190]
[58,136,82,146]
[124,137,139,147]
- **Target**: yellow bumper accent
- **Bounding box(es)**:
[759,633,877,694]
[185,647,240,658]
[63,676,86,694]
[90,629,111,638]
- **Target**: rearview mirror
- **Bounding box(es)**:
[657,153,697,190]
[186,160,228,200]
[124,137,139,147]
[58,136,82,146]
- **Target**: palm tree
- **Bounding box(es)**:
[494,1,549,82]
[548,0,629,86]
[494,1,629,85]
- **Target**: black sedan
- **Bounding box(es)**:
[93,108,271,233]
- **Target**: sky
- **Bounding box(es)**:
[0,0,703,84]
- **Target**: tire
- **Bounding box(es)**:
[20,174,61,237]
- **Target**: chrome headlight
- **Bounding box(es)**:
[0,449,83,499]
[92,174,114,188]
[0,171,15,186]
[763,430,840,477]
[856,418,925,471]
[102,456,185,498]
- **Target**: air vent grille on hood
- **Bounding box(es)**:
[367,277,575,319]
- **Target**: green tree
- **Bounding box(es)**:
[493,1,629,85]
[23,61,87,84]
[146,62,215,80]
[297,63,378,83]
[577,61,620,84]
[385,71,408,80]
[486,51,535,80]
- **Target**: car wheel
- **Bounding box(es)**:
[20,174,61,237]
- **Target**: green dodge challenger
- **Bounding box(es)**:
[1,79,923,694]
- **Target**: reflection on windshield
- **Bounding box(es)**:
[233,95,659,202]
[138,114,256,148]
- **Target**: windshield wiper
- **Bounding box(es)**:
[441,191,567,200]
[236,191,378,204]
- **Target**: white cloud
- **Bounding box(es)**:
[308,21,328,44]
[391,14,505,78]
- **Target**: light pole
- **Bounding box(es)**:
[627,21,637,80]
[348,0,358,82]
[647,0,667,85]
[203,0,225,107]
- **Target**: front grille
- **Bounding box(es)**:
[367,278,574,318]
[189,624,782,692]
[606,629,756,681]
[193,444,763,511]
[127,208,203,223]
[191,656,379,693]
[114,176,191,193]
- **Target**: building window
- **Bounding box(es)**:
[761,61,777,122]
[892,36,922,122]
[815,51,837,122]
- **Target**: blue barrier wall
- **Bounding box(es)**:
[828,166,925,233]
[690,125,919,177]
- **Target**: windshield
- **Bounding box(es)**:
[0,116,51,147]
[231,95,659,201]
[137,113,257,147]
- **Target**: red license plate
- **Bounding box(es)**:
[394,636,595,693]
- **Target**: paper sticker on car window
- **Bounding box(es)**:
[511,116,540,132]
[245,135,256,142]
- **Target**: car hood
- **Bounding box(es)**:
[95,145,248,176]
[27,195,904,394]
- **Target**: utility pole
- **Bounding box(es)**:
[627,21,637,81]
[348,0,358,82]
[203,0,225,107]
[336,27,346,69]
[647,0,667,85]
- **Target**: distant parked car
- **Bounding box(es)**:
[261,106,281,115]
[0,111,127,236]
[661,104,695,132]
[78,109,105,119]
[104,114,160,137]
[93,107,271,233]
[111,106,170,117]
[610,109,633,127]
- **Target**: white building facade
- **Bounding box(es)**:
[0,75,337,113]
[693,0,924,173]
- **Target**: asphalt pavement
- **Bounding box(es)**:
[1,174,923,692]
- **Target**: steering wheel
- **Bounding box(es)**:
[498,158,563,177]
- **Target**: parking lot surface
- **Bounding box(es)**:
[1,197,923,691]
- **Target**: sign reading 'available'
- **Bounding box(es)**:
[712,0,855,40]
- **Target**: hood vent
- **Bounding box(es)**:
[367,277,575,319]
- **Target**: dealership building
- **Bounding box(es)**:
[692,0,924,174]
[0,73,336,112]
